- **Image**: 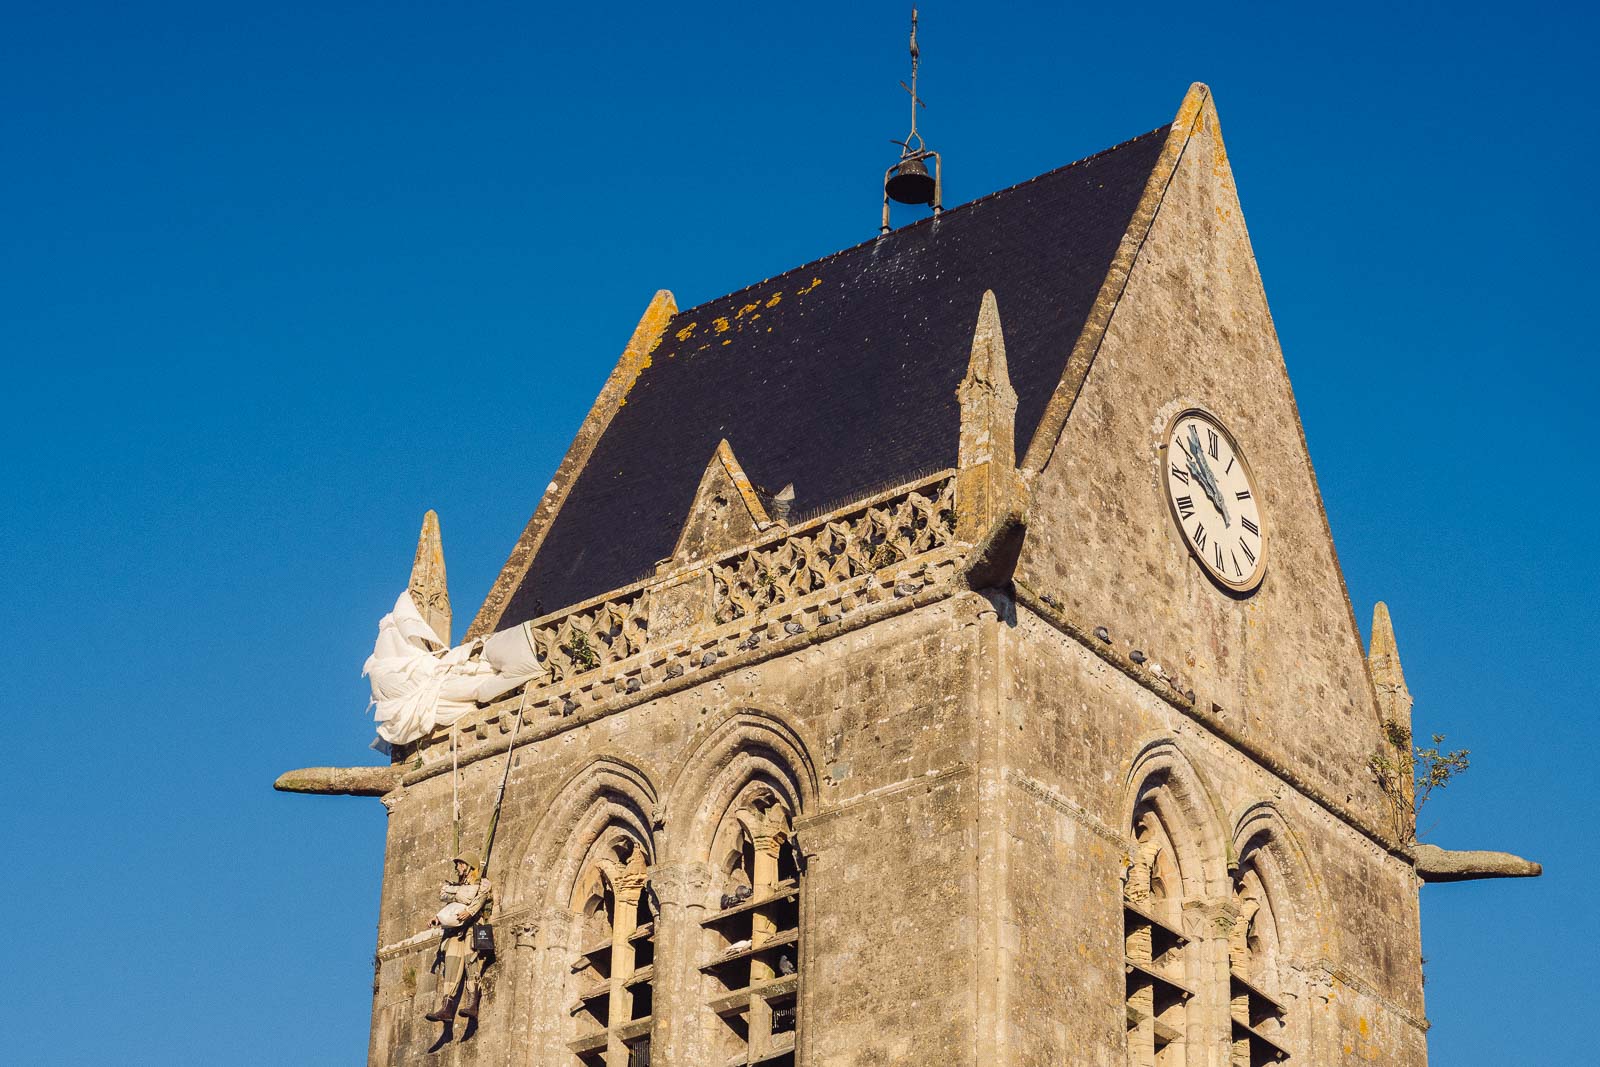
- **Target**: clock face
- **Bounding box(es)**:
[1161,409,1266,592]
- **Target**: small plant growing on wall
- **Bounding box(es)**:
[1369,718,1470,844]
[562,630,602,672]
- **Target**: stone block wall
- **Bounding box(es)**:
[369,597,986,1067]
[997,607,1428,1067]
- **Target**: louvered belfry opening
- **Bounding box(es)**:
[1123,813,1193,1067]
[568,834,657,1067]
[702,788,802,1067]
[1228,866,1289,1065]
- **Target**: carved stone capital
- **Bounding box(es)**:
[649,862,717,906]
[1189,897,1240,940]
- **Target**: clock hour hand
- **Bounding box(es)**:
[1184,426,1232,527]
[1186,454,1230,526]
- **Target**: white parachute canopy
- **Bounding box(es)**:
[363,592,546,745]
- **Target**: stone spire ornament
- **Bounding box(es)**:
[955,290,1023,542]
[409,509,452,647]
[1368,601,1412,735]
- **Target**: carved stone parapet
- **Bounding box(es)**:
[645,570,713,644]
[406,474,961,760]
[708,475,957,625]
[403,546,966,780]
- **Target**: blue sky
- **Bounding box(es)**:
[2,1,1593,1062]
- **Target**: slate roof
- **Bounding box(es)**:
[499,124,1171,627]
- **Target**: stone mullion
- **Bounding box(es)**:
[1128,980,1157,1067]
[1228,896,1260,1066]
[606,877,646,1067]
[1229,983,1252,1067]
[501,919,541,1067]
[1192,898,1238,1067]
[541,910,586,1067]
[747,833,783,1056]
[650,861,717,1067]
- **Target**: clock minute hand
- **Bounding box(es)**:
[1186,454,1228,523]
[1184,426,1232,527]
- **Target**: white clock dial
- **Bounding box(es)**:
[1162,409,1266,592]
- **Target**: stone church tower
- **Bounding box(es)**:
[279,84,1537,1066]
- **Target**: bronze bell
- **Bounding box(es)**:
[885,156,936,206]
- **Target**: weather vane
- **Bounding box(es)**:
[881,8,943,233]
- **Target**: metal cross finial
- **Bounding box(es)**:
[881,7,942,233]
[900,8,926,153]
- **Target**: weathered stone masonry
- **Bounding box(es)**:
[278,82,1538,1067]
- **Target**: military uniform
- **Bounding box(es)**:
[427,853,494,1024]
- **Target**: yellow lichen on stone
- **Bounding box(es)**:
[765,292,782,308]
[1174,82,1208,133]
[797,277,822,295]
[613,288,677,405]
[676,322,698,342]
[713,316,731,334]
[737,302,759,319]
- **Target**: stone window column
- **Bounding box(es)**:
[497,917,541,1063]
[643,860,717,1067]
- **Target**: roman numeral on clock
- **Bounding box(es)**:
[1213,542,1224,570]
[1236,489,1251,501]
[1175,495,1195,519]
[1171,464,1190,485]
[1208,429,1219,459]
[1241,516,1259,537]
[1239,538,1256,565]
[1193,523,1207,551]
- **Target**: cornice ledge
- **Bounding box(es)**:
[1319,959,1431,1034]
[402,554,968,788]
[1011,579,1415,869]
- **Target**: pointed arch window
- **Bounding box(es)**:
[1227,864,1289,1065]
[1123,813,1196,1067]
[700,786,801,1067]
[567,834,657,1067]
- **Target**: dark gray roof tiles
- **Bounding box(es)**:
[501,124,1172,626]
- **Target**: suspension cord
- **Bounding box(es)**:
[451,727,461,856]
[480,687,531,875]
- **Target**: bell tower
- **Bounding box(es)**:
[276,78,1540,1067]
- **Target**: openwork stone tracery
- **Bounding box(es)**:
[711,476,956,624]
